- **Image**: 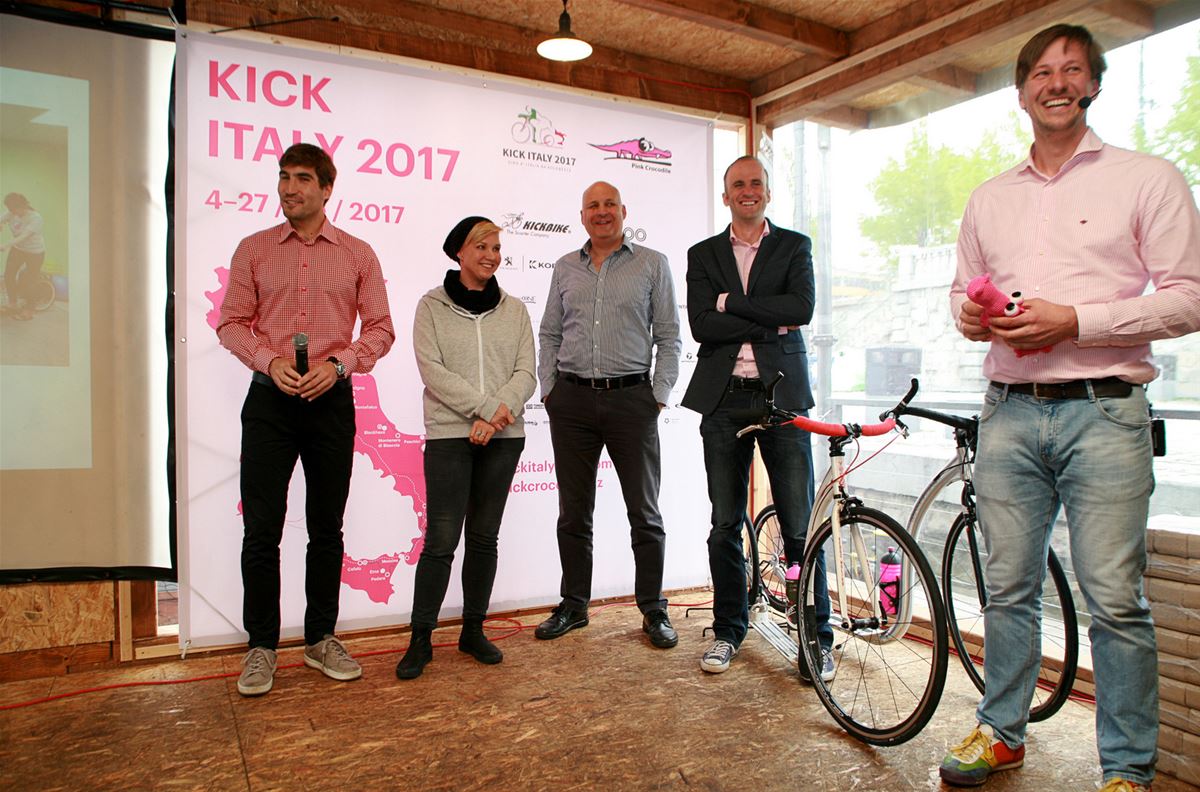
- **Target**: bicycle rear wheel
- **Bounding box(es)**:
[797,506,949,746]
[741,512,761,606]
[751,505,788,613]
[942,514,1079,721]
[31,274,56,311]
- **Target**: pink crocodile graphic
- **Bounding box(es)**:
[590,138,672,161]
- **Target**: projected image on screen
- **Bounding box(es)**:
[1,102,70,366]
[0,65,90,471]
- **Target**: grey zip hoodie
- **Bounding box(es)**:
[412,285,537,440]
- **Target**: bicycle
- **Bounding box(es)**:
[1,271,56,312]
[748,393,1080,723]
[890,399,1079,722]
[740,377,949,746]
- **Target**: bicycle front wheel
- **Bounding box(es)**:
[797,506,949,746]
[942,514,1079,722]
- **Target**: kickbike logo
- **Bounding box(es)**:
[501,105,577,172]
[589,136,673,174]
[500,211,572,239]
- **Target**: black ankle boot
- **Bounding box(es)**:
[395,627,433,679]
[458,619,503,664]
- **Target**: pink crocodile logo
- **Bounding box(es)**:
[589,137,672,162]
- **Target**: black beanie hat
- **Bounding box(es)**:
[443,216,492,261]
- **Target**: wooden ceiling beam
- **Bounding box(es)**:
[908,65,979,98]
[807,105,871,131]
[752,0,1006,100]
[1083,0,1155,36]
[756,0,1101,129]
[187,0,751,117]
[751,56,835,98]
[610,0,848,58]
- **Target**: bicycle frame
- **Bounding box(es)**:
[816,437,912,644]
[741,375,919,645]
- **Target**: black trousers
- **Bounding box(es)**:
[545,378,667,613]
[4,248,44,306]
[239,379,355,649]
[409,437,526,628]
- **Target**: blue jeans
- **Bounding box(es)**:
[974,383,1156,784]
[699,387,830,648]
[410,437,526,628]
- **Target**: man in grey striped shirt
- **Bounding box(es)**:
[534,181,682,650]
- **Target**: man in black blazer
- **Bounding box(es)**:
[682,155,832,676]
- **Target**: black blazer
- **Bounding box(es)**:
[681,220,816,416]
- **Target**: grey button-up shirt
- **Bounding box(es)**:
[538,241,681,404]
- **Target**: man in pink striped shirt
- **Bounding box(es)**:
[217,143,394,697]
[939,25,1200,792]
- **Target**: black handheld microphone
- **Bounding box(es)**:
[293,332,309,375]
[1078,89,1101,109]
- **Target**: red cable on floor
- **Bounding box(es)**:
[0,604,711,711]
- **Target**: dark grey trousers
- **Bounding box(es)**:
[545,378,667,613]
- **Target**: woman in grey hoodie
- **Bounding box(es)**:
[396,217,536,680]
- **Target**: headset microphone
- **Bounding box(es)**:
[1078,89,1101,109]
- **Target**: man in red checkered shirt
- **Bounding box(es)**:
[217,143,395,697]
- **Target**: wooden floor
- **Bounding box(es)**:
[2,597,1196,792]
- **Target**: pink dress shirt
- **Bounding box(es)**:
[717,223,776,378]
[217,218,395,376]
[951,129,1200,384]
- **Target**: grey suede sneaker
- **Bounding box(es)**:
[304,635,362,681]
[237,647,277,696]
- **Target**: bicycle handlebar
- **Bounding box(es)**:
[886,404,977,433]
[735,375,917,439]
[790,413,898,437]
[877,378,977,434]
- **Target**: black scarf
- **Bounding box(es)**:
[443,269,501,314]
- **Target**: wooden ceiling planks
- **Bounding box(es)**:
[10,0,1190,130]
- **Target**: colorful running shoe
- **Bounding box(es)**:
[1097,779,1151,792]
[939,724,1025,787]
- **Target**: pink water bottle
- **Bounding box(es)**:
[785,563,801,627]
[878,547,902,617]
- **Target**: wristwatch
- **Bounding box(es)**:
[328,357,347,379]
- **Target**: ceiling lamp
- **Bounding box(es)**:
[536,0,593,62]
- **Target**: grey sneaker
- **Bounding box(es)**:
[237,647,277,696]
[700,639,738,673]
[304,634,362,681]
[800,647,837,684]
[819,648,836,682]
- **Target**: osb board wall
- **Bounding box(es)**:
[0,581,114,654]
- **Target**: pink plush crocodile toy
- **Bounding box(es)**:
[965,273,1053,357]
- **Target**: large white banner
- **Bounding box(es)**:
[176,31,713,648]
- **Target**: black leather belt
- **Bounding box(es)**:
[252,371,350,390]
[727,375,764,391]
[561,371,649,390]
[994,376,1133,400]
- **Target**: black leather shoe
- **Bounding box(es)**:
[642,609,678,649]
[534,604,589,640]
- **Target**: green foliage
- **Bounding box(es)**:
[859,115,1029,263]
[1148,38,1200,187]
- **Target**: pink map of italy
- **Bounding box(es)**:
[206,267,425,605]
